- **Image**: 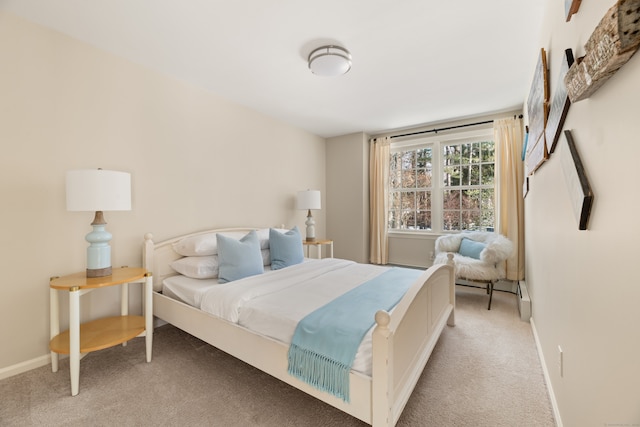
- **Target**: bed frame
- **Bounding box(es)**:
[143,228,455,427]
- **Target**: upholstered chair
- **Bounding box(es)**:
[433,231,514,310]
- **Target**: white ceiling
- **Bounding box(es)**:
[1,0,546,138]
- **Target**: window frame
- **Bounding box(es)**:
[388,128,495,234]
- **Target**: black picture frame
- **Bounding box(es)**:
[561,130,593,230]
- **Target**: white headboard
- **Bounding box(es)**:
[142,228,260,292]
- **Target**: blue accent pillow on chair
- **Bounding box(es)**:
[217,230,264,283]
[458,237,486,260]
[270,226,304,270]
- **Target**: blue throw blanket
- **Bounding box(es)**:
[287,267,422,402]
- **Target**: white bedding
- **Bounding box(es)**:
[163,258,394,375]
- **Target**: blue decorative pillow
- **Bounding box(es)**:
[217,230,264,283]
[458,238,486,260]
[269,226,304,270]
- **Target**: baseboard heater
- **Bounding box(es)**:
[517,280,532,321]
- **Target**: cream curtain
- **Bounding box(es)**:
[369,136,391,264]
[494,117,525,281]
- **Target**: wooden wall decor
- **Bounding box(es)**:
[545,49,575,155]
[561,130,593,230]
[526,48,549,175]
[564,0,640,102]
[565,0,583,22]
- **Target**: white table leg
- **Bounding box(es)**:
[69,288,80,396]
[329,241,334,258]
[121,283,128,347]
[49,288,59,373]
[145,273,153,362]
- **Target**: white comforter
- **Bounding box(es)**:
[198,258,392,375]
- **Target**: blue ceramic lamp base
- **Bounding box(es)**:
[85,211,112,278]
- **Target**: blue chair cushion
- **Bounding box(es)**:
[458,237,486,260]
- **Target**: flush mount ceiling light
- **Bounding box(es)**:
[308,45,352,77]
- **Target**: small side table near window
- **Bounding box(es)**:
[49,267,153,396]
[303,239,334,259]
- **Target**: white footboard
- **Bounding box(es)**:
[371,258,455,427]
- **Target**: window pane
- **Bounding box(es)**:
[462,210,481,230]
[481,209,494,231]
[470,164,480,185]
[390,152,401,171]
[461,189,480,209]
[461,165,470,186]
[401,191,415,210]
[401,169,415,188]
[481,188,494,210]
[401,151,415,169]
[417,168,432,187]
[443,145,460,165]
[482,141,495,162]
[390,170,402,189]
[443,189,460,209]
[400,210,416,229]
[416,191,431,210]
[443,211,460,231]
[481,163,494,185]
[390,191,400,210]
[461,143,471,163]
[416,148,432,168]
[443,166,460,186]
[388,210,399,229]
[471,142,481,163]
[416,211,431,230]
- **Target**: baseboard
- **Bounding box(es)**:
[0,354,51,381]
[517,280,532,321]
[530,318,563,427]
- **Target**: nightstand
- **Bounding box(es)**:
[302,239,334,259]
[49,267,153,396]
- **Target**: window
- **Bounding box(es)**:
[388,129,495,233]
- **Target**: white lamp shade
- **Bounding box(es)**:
[66,169,131,212]
[297,190,321,211]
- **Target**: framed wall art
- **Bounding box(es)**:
[526,48,549,174]
[561,130,593,230]
[565,0,582,22]
[545,48,575,155]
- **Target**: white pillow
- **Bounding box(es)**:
[172,231,247,256]
[172,229,277,256]
[170,256,219,279]
[260,249,271,266]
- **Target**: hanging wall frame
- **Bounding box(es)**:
[545,48,575,155]
[561,130,593,230]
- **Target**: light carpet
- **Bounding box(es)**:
[0,287,555,426]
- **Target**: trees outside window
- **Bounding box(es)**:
[389,130,495,233]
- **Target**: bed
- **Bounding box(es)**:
[142,227,455,427]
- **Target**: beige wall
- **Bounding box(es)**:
[0,13,325,373]
[528,1,640,425]
[326,132,369,263]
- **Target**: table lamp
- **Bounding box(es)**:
[66,169,131,277]
[297,190,321,242]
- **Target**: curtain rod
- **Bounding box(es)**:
[390,114,523,139]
